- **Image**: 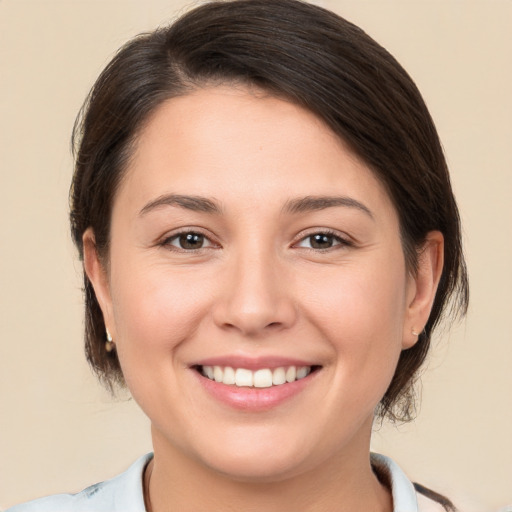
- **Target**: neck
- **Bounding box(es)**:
[144,425,392,512]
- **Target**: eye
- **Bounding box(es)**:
[164,231,215,251]
[295,231,348,250]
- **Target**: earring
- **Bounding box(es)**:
[105,328,115,353]
[411,328,420,337]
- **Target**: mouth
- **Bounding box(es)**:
[194,365,321,388]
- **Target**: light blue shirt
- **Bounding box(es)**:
[6,453,443,512]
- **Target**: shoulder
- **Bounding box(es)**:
[371,453,453,512]
[5,453,153,512]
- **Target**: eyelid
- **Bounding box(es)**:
[292,228,353,249]
[159,227,220,251]
[157,226,353,252]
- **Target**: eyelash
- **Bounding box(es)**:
[293,229,353,251]
[159,228,352,253]
[160,229,217,252]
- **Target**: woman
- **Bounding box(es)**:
[7,0,468,510]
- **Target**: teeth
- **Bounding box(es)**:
[223,366,235,385]
[272,367,286,385]
[296,366,309,379]
[213,366,223,383]
[204,366,214,380]
[201,365,312,387]
[253,369,273,388]
[285,366,296,383]
[235,368,253,387]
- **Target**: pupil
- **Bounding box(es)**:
[311,234,332,249]
[180,233,203,249]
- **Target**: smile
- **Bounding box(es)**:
[199,365,313,388]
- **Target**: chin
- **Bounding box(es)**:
[205,452,309,483]
[186,427,322,483]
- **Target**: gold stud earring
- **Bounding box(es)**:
[105,329,115,352]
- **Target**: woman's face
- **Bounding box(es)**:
[86,86,438,481]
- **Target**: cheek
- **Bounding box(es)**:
[109,258,215,359]
[302,258,406,333]
[108,260,218,416]
[299,256,407,387]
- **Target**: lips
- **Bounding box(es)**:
[190,357,321,410]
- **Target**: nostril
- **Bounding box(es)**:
[212,291,297,335]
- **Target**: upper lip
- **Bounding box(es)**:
[192,355,320,371]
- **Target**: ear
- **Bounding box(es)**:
[83,228,116,339]
[402,231,444,349]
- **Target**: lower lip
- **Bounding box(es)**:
[193,370,318,411]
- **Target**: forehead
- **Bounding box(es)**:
[116,86,396,221]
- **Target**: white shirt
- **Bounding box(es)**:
[6,453,446,512]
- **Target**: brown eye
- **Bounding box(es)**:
[180,233,204,249]
[309,234,335,249]
[296,232,346,250]
[167,232,212,250]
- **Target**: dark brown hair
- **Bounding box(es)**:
[70,0,468,421]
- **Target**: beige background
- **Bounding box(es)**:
[1,1,511,510]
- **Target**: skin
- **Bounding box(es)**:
[84,86,443,512]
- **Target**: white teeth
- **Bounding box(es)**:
[296,366,310,379]
[201,365,313,387]
[204,366,214,380]
[253,369,273,388]
[272,367,286,385]
[222,366,235,385]
[213,366,223,382]
[235,368,253,387]
[285,366,296,383]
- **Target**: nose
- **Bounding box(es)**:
[212,249,297,337]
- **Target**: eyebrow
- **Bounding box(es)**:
[282,195,374,219]
[139,194,222,216]
[139,193,373,219]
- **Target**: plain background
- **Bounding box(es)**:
[0,0,511,510]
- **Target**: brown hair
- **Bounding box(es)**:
[70,0,468,421]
